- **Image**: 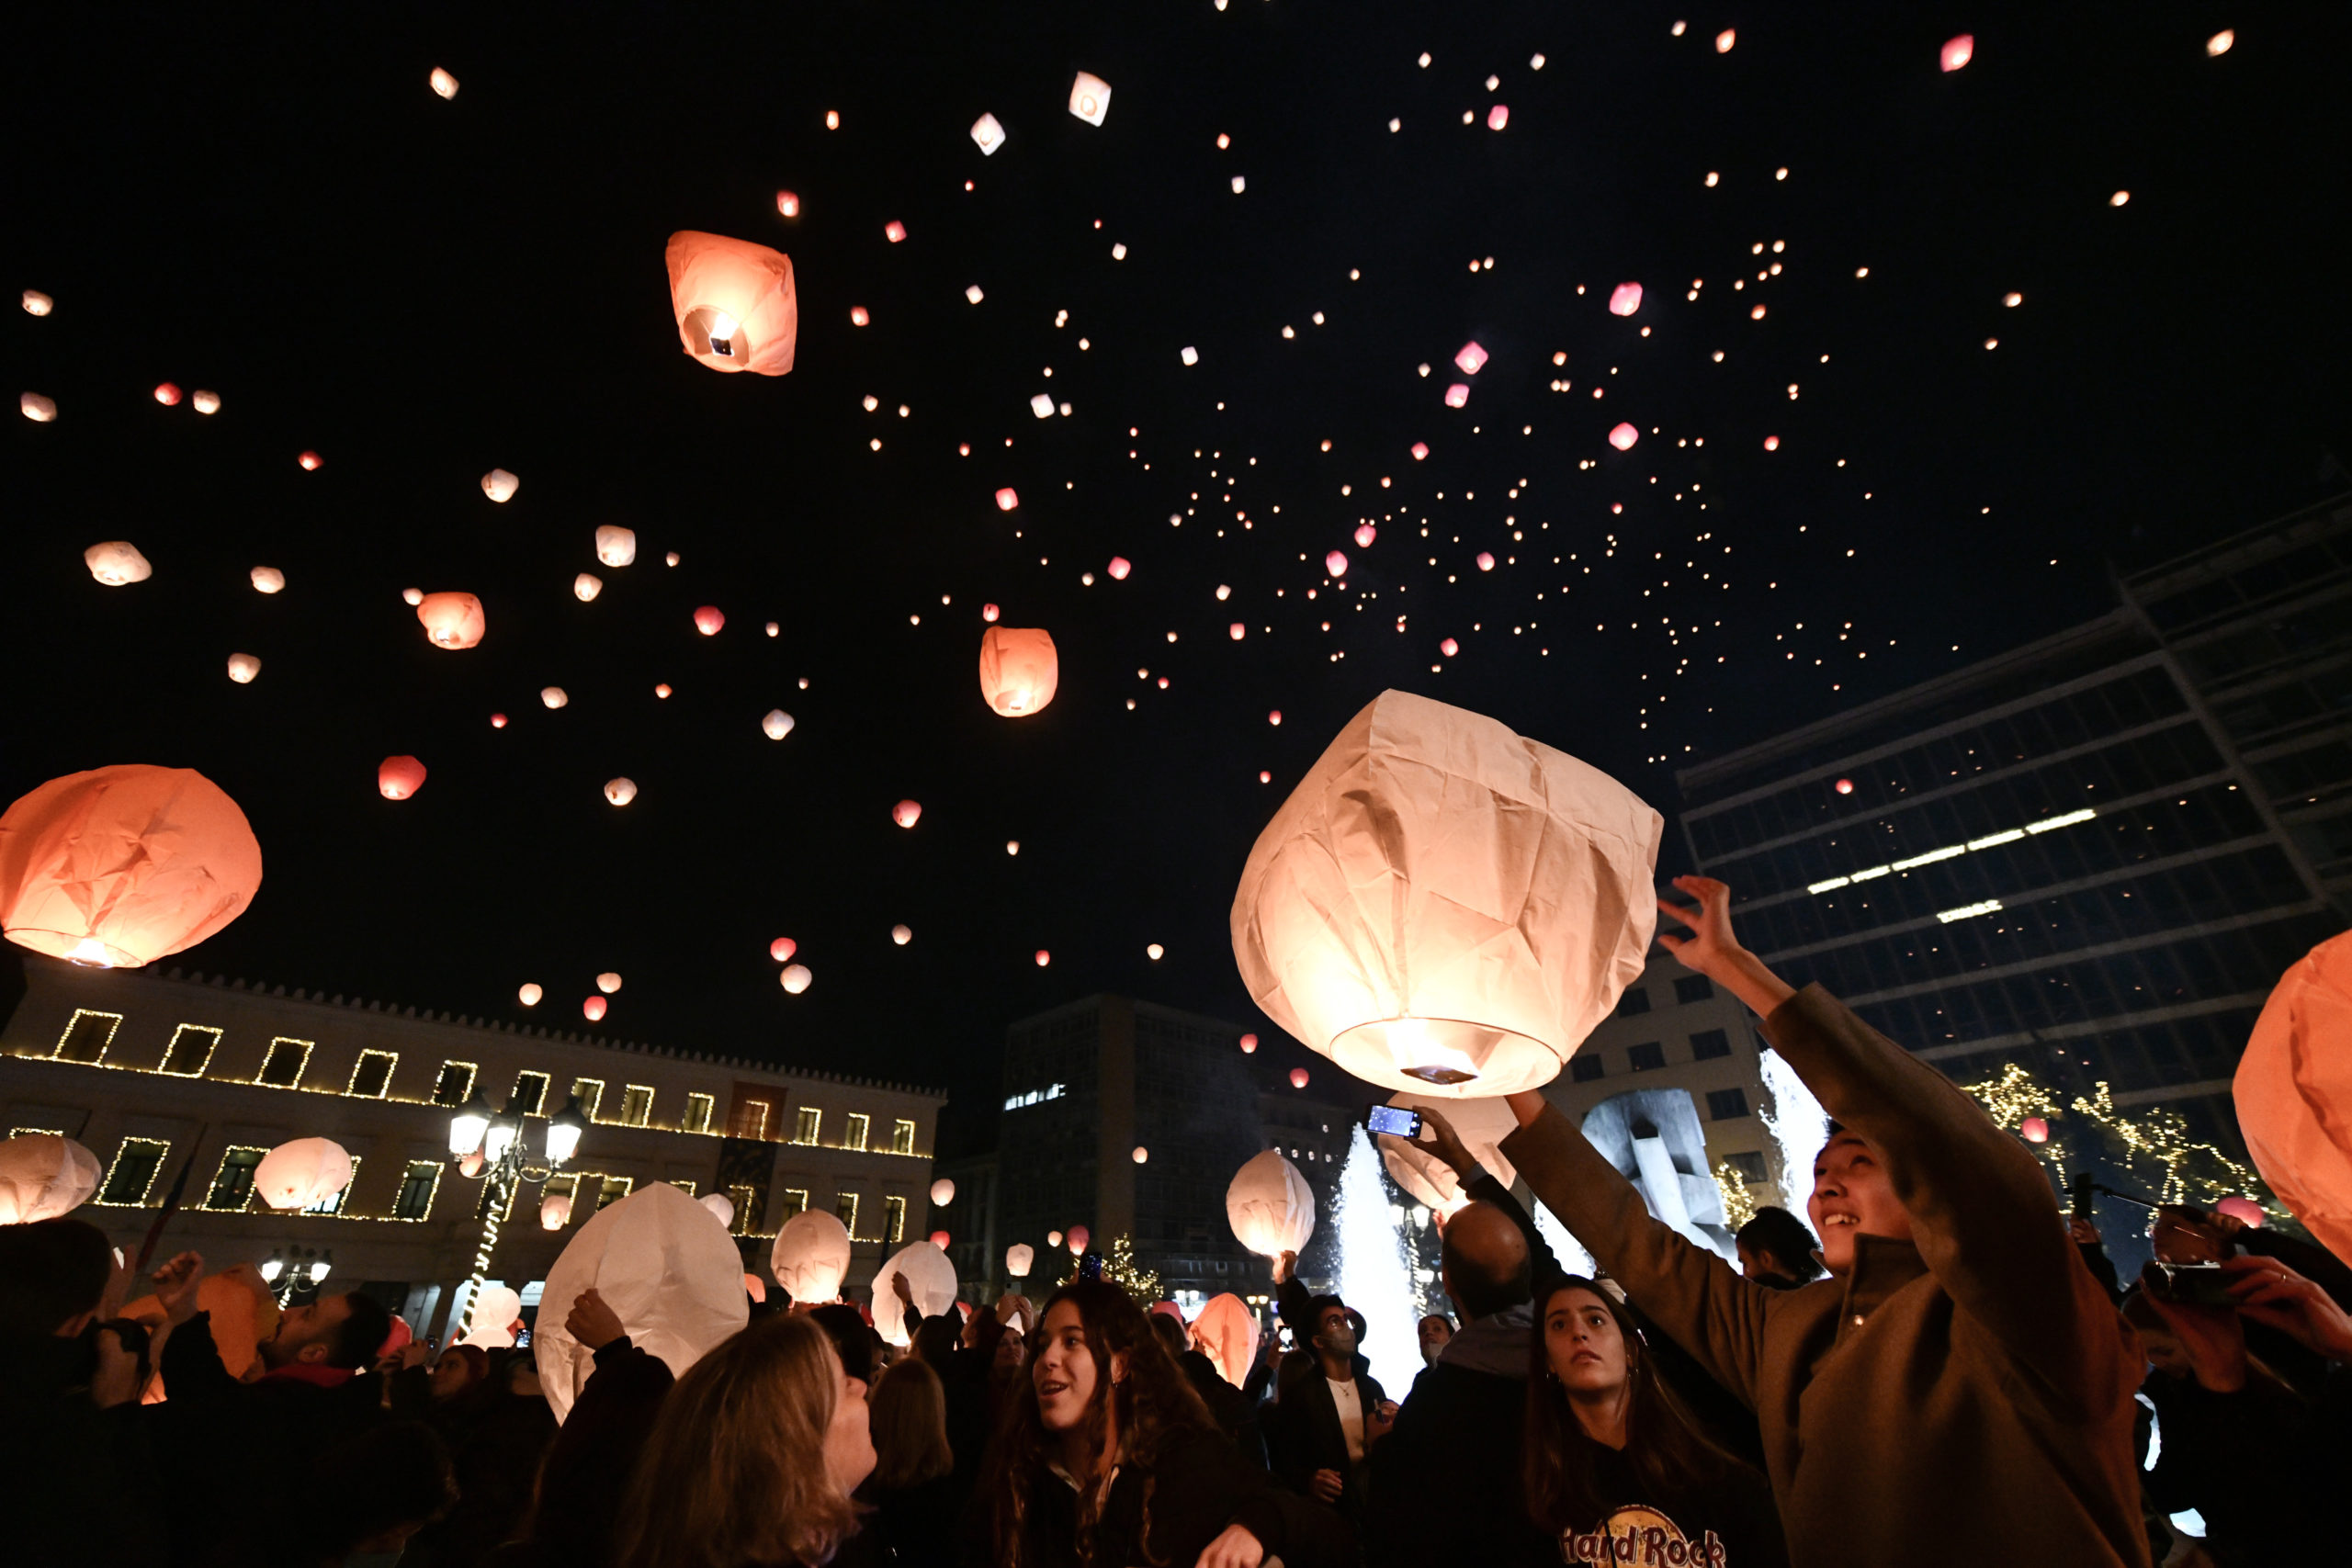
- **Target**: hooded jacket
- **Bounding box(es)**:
[1499,984,2149,1568]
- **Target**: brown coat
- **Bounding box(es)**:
[1500,985,2150,1568]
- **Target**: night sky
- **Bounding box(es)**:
[6,5,2349,1152]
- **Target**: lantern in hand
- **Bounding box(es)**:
[770,1208,853,1304]
[1225,1149,1315,1257]
[1230,690,1660,1097]
[665,231,798,377]
[2235,930,2352,1259]
[872,1240,958,1347]
[978,626,1059,717]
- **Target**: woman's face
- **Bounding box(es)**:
[1543,1287,1629,1397]
[993,1326,1025,1371]
[1033,1301,1106,1433]
[429,1352,474,1400]
[823,1359,876,1494]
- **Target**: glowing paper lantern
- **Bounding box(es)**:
[21,290,52,316]
[251,566,284,593]
[1835,778,1854,795]
[604,778,637,806]
[971,112,1006,153]
[1487,105,1509,130]
[226,654,261,684]
[1030,393,1055,420]
[539,1182,751,1421]
[1764,436,1781,452]
[153,383,182,407]
[459,1152,484,1178]
[1230,623,1247,640]
[700,1191,735,1227]
[1609,282,1644,316]
[885,220,907,243]
[541,688,569,709]
[1046,1231,1064,1248]
[0,1134,101,1224]
[929,1230,951,1247]
[1354,525,1377,548]
[1239,1033,1258,1054]
[1325,550,1349,577]
[1035,950,1051,967]
[1379,1093,1521,1213]
[1068,1225,1091,1254]
[596,972,622,994]
[21,394,57,422]
[763,709,795,739]
[1269,711,1283,726]
[1444,384,1469,409]
[1132,1146,1149,1164]
[1411,442,1430,460]
[893,800,922,829]
[85,543,152,586]
[776,190,799,217]
[930,1179,955,1206]
[1715,28,1736,52]
[1107,557,1132,581]
[1442,638,1460,657]
[417,592,485,649]
[1454,342,1488,375]
[1289,1067,1310,1089]
[254,1137,353,1211]
[542,1192,572,1229]
[979,626,1060,717]
[429,67,458,99]
[565,572,598,604]
[594,525,637,568]
[2234,930,2352,1259]
[582,996,608,1022]
[1609,423,1638,451]
[849,307,868,326]
[770,937,797,962]
[378,757,427,800]
[2215,1196,2265,1227]
[891,924,912,945]
[1006,1243,1035,1278]
[402,589,423,605]
[1226,1149,1316,1256]
[694,606,725,636]
[1181,345,1199,366]
[995,488,1020,511]
[299,451,322,470]
[2020,1116,2049,1144]
[1148,943,1164,960]
[1940,35,1973,72]
[1068,71,1112,125]
[192,390,220,414]
[666,231,798,377]
[462,1285,523,1348]
[2208,30,2234,57]
[1476,552,1495,572]
[781,964,812,994]
[1230,690,1663,1097]
[481,468,519,502]
[519,983,542,1006]
[1193,1292,1260,1389]
[772,1208,854,1305]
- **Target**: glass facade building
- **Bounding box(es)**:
[1676,495,2350,1151]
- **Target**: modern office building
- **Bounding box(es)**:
[1,956,944,1337]
[1674,493,2352,1153]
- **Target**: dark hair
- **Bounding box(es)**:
[1147,1311,1187,1355]
[311,1419,457,1555]
[1441,1206,1533,1319]
[1522,1278,1748,1533]
[808,1302,876,1383]
[1736,1206,1823,1283]
[978,1278,1214,1566]
[870,1355,954,1490]
[0,1218,116,1337]
[324,1291,394,1371]
[912,1304,961,1371]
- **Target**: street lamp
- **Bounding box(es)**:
[259,1246,334,1302]
[447,1092,588,1337]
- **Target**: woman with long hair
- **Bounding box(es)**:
[858,1355,962,1562]
[1524,1277,1785,1566]
[616,1312,875,1568]
[971,1278,1330,1568]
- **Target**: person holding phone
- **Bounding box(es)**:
[1264,1280,1394,1537]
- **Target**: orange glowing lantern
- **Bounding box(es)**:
[1230,623,1247,640]
[1230,690,1663,1097]
[21,393,58,422]
[891,924,912,945]
[85,542,152,586]
[1005,1243,1035,1279]
[481,468,519,502]
[604,779,637,806]
[1227,1149,1315,1256]
[776,190,799,217]
[226,654,261,684]
[596,972,622,994]
[298,450,322,470]
[378,756,427,800]
[192,390,220,414]
[541,688,569,710]
[930,1179,955,1206]
[574,574,603,603]
[1193,1292,1260,1388]
[251,566,285,593]
[995,487,1020,511]
[583,996,606,1021]
[542,1191,572,1229]
[694,606,725,636]
[1289,1068,1309,1089]
[978,626,1060,717]
[1610,282,1643,316]
[1325,550,1349,577]
[1609,423,1638,451]
[1035,950,1051,967]
[1476,553,1495,572]
[518,983,542,1006]
[1941,34,1974,72]
[2020,1117,2049,1144]
[1108,557,1132,581]
[153,382,182,407]
[893,800,922,829]
[254,1137,353,1210]
[417,592,485,649]
[1239,1033,1258,1054]
[1487,104,1509,130]
[1355,525,1377,548]
[665,231,798,376]
[763,710,795,740]
[2234,931,2352,1259]
[770,937,797,962]
[1444,383,1469,408]
[1068,1225,1091,1254]
[0,1134,102,1224]
[1454,342,1488,375]
[1441,637,1460,657]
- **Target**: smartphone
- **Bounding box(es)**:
[1364,1104,1423,1139]
[2148,1261,2237,1308]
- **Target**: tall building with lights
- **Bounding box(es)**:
[1675,493,2351,1151]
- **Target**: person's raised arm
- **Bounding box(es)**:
[1270,1251,1314,1339]
[1391,1108,1560,1279]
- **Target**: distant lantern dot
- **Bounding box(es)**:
[1239,1032,1260,1054]
[1268,710,1283,726]
[1764,436,1780,450]
[2109,190,2131,207]
[1147,943,1164,960]
[892,924,912,946]
[1531,52,1546,68]
[490,713,507,728]
[582,997,607,1021]
[776,190,800,217]
[401,587,424,605]
[850,306,870,325]
[518,983,541,1005]
[1715,28,1736,51]
[1035,950,1051,967]
[1705,171,1719,186]
[429,67,458,99]
[884,220,906,243]
[1006,840,1020,855]
[1984,338,1998,350]
[1258,770,1272,784]
[298,450,322,470]
[153,382,182,406]
[1835,778,1855,795]
[1132,1146,1149,1164]
[2207,29,2233,57]
[2004,291,2022,307]
[1750,304,1767,319]
[1775,167,1788,180]
[654,682,673,698]
[1289,1067,1310,1089]
[766,621,779,637]
[825,110,840,129]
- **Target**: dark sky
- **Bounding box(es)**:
[6,3,2348,1153]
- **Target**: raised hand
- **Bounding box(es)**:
[2224,1254,2352,1361]
[1656,876,1795,1018]
[566,1286,626,1350]
[150,1252,205,1327]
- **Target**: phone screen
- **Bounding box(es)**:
[1364,1104,1422,1138]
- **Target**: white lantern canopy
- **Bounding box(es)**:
[780,963,812,994]
[226,653,262,684]
[770,1207,854,1303]
[1230,690,1661,1097]
[762,709,795,740]
[699,1190,736,1228]
[872,1240,958,1347]
[1378,1093,1521,1213]
[537,1182,749,1421]
[22,290,53,316]
[21,393,57,422]
[665,231,798,377]
[604,778,637,806]
[1225,1149,1316,1257]
[85,543,153,586]
[429,67,458,99]
[930,1178,955,1206]
[971,112,1006,154]
[1005,1242,1035,1279]
[0,1133,102,1224]
[481,468,519,502]
[1068,72,1112,125]
[595,525,637,568]
[573,574,603,603]
[191,389,220,414]
[462,1284,524,1347]
[253,1137,354,1211]
[250,566,285,594]
[540,687,569,709]
[541,1191,573,1230]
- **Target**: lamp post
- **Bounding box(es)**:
[258,1245,334,1304]
[448,1091,587,1337]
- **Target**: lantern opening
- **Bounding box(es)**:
[1330,1015,1555,1089]
[686,307,741,360]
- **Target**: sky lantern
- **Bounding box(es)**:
[541,1191,572,1230]
[1354,525,1377,547]
[84,542,152,586]
[1764,435,1781,451]
[885,220,907,243]
[538,1182,750,1423]
[574,573,603,602]
[1231,690,1663,1097]
[605,778,637,806]
[153,382,182,406]
[541,687,569,709]
[518,982,542,1006]
[595,525,637,567]
[2215,1196,2265,1227]
[1067,1224,1091,1254]
[665,231,798,376]
[1229,623,1247,640]
[1835,778,1854,795]
[582,996,607,1021]
[1239,1033,1258,1054]
[891,924,912,945]
[481,468,519,502]
[762,709,795,739]
[1226,1149,1316,1256]
[21,290,52,316]
[1181,345,1199,366]
[2208,29,2234,56]
[226,653,261,684]
[377,756,426,800]
[402,588,423,605]
[873,1241,958,1346]
[429,66,458,98]
[1379,1093,1520,1213]
[699,1191,735,1229]
[1269,711,1283,726]
[298,451,322,470]
[596,971,622,994]
[1609,282,1643,316]
[417,592,486,649]
[2234,930,2352,1259]
[1940,35,1974,72]
[1411,442,1429,460]
[893,800,922,829]
[1441,637,1460,657]
[1444,384,1469,408]
[979,626,1060,717]
[770,937,797,962]
[1192,1293,1260,1389]
[1046,1231,1064,1248]
[0,1134,101,1224]
[971,112,1006,153]
[995,488,1020,511]
[1476,552,1496,571]
[1487,104,1509,130]
[1715,28,1736,52]
[929,1230,951,1247]
[1005,1243,1034,1279]
[21,394,58,422]
[1325,549,1349,577]
[2019,1116,2049,1144]
[251,566,285,593]
[780,963,812,993]
[1454,342,1487,375]
[1609,423,1638,451]
[1289,1067,1309,1089]
[1069,71,1111,125]
[1107,556,1132,581]
[775,190,799,217]
[931,1178,955,1206]
[849,306,869,326]
[1131,1146,1148,1165]
[191,390,220,414]
[253,1137,353,1211]
[694,606,725,636]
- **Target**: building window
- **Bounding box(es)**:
[620,1086,654,1128]
[1706,1088,1751,1122]
[844,1113,870,1153]
[54,1009,123,1064]
[303,1157,358,1213]
[1570,1055,1606,1084]
[1615,988,1652,1018]
[779,1188,809,1220]
[1628,1042,1666,1073]
[728,1183,759,1234]
[793,1108,821,1145]
[257,1038,312,1089]
[159,1025,222,1077]
[888,1118,916,1155]
[433,1061,476,1107]
[1673,976,1715,1006]
[544,1172,579,1217]
[733,1098,774,1141]
[834,1191,859,1236]
[671,1179,696,1197]
[393,1160,442,1221]
[596,1176,634,1211]
[1724,1151,1769,1185]
[511,1071,550,1116]
[346,1050,398,1099]
[204,1146,266,1211]
[97,1138,172,1206]
[1690,1029,1732,1062]
[571,1078,605,1120]
[683,1093,715,1134]
[884,1194,907,1244]
[10,1127,66,1140]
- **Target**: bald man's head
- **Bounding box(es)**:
[1440,1201,1532,1322]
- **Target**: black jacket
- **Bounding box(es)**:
[1364,1314,1553,1568]
[0,1330,165,1568]
[1267,1358,1387,1513]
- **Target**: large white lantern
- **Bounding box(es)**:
[85,542,153,586]
[1230,690,1661,1097]
[1005,1242,1035,1279]
[537,1182,749,1422]
[462,1284,524,1347]
[0,1133,102,1224]
[770,1207,853,1303]
[253,1137,354,1211]
[595,525,637,568]
[1069,72,1112,125]
[872,1240,958,1347]
[930,1178,955,1206]
[1377,1093,1521,1213]
[1225,1149,1316,1257]
[664,231,798,377]
[970,112,1006,154]
[481,468,519,503]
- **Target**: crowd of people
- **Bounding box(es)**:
[6,874,2350,1567]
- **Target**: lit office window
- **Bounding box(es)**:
[889,1118,916,1155]
[433,1061,477,1107]
[620,1087,654,1128]
[596,1176,634,1211]
[346,1050,398,1099]
[834,1191,860,1235]
[159,1024,222,1077]
[97,1138,172,1205]
[53,1009,123,1064]
[570,1077,605,1120]
[257,1038,313,1088]
[204,1146,266,1211]
[511,1071,550,1116]
[393,1160,442,1221]
[844,1113,870,1152]
[683,1093,715,1134]
[794,1108,821,1145]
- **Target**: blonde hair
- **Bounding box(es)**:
[616,1314,861,1568]
[868,1356,954,1490]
